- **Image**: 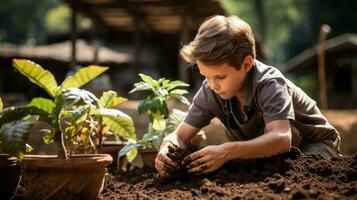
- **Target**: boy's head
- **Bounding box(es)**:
[180,15,255,70]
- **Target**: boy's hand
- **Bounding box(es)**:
[182,145,228,175]
[155,141,179,177]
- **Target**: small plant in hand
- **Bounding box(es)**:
[119,73,190,163]
[6,59,135,158]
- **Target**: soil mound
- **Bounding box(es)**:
[100,148,357,199]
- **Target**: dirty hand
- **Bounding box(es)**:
[155,136,186,177]
[182,145,228,175]
[155,141,179,176]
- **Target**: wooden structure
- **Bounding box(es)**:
[63,0,226,87]
[283,34,357,109]
[0,40,130,102]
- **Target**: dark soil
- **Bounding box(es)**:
[164,144,198,179]
[99,148,357,200]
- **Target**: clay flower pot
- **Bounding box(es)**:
[139,148,158,168]
[102,141,158,170]
[20,154,112,200]
[0,154,22,199]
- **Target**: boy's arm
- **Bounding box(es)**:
[183,119,291,174]
[223,119,292,160]
[162,122,202,148]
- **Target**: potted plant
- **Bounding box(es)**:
[9,59,135,199]
[118,73,190,168]
[0,97,40,199]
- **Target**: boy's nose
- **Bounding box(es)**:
[210,82,220,91]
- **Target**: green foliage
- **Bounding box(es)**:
[0,120,34,159]
[119,74,190,163]
[0,97,2,111]
[1,58,135,157]
[287,74,317,98]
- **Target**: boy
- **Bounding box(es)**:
[155,15,341,176]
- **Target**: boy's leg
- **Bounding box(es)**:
[299,136,342,160]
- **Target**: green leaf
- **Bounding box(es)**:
[137,98,161,115]
[61,88,98,109]
[61,65,108,90]
[169,89,189,96]
[0,106,50,127]
[118,143,139,162]
[138,73,156,85]
[64,125,77,138]
[165,80,189,91]
[25,144,33,153]
[12,59,58,97]
[30,97,55,114]
[0,97,3,111]
[170,95,191,106]
[98,91,127,108]
[0,120,34,159]
[129,82,152,93]
[71,105,89,123]
[152,113,166,131]
[126,147,138,163]
[42,129,55,144]
[95,108,136,138]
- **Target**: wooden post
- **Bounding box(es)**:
[133,17,141,79]
[70,5,78,71]
[317,24,331,109]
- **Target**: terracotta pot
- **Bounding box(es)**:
[0,154,21,199]
[102,141,158,169]
[139,148,158,168]
[101,141,124,170]
[20,154,112,200]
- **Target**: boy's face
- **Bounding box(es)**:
[197,60,249,100]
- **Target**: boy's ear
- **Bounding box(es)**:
[242,55,253,72]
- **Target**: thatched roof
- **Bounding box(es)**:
[0,39,130,64]
[282,33,357,74]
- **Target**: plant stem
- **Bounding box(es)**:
[54,130,68,159]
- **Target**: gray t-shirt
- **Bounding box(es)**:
[184,60,339,145]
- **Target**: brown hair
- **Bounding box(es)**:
[180,15,256,69]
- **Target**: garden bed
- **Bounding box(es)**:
[98,148,357,199]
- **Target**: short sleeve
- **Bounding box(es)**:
[257,78,295,124]
[184,83,216,128]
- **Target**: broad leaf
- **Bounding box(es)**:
[169,89,189,96]
[0,106,50,127]
[0,120,34,158]
[0,97,3,111]
[165,80,189,91]
[61,66,108,90]
[126,147,138,163]
[95,108,135,138]
[30,97,55,114]
[98,91,128,108]
[118,142,140,163]
[138,73,155,85]
[12,59,58,97]
[62,88,98,109]
[71,105,90,123]
[151,113,166,131]
[137,98,161,115]
[129,82,152,93]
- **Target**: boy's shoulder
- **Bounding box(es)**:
[253,60,285,85]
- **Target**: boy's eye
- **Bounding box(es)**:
[216,76,226,80]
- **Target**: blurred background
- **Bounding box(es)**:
[0,0,356,154]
